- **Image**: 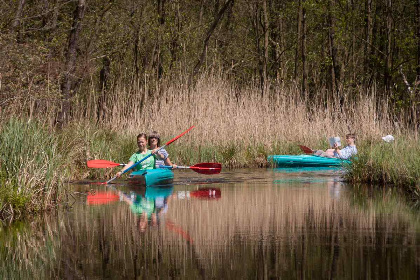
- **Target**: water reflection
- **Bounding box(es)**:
[1,169,419,279]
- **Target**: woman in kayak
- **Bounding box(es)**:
[115,133,155,177]
[148,130,177,168]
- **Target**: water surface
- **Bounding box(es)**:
[1,168,419,279]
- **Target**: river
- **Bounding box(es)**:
[1,168,419,279]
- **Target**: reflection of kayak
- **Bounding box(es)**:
[145,185,174,199]
[129,169,174,186]
[274,166,342,173]
[268,155,350,167]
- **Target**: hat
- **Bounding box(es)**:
[382,135,394,142]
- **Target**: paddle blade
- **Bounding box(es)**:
[298,145,313,155]
[190,163,222,175]
[87,160,123,168]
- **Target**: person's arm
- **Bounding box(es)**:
[152,148,166,159]
[335,146,352,159]
[116,160,135,177]
[163,157,177,168]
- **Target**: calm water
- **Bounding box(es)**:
[1,168,420,279]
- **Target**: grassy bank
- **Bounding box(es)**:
[1,117,418,218]
[0,76,418,218]
[344,138,420,197]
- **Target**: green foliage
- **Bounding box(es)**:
[0,118,64,214]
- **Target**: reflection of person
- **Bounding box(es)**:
[115,133,155,178]
[328,179,343,199]
[148,131,177,168]
[118,186,174,232]
[314,134,357,159]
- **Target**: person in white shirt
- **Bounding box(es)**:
[332,134,357,160]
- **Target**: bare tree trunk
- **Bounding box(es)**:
[262,0,269,96]
[417,0,420,80]
[11,0,26,42]
[97,57,110,124]
[57,0,86,126]
[294,0,301,80]
[156,0,166,80]
[327,0,339,95]
[384,0,393,95]
[190,0,234,84]
[254,3,261,82]
[301,0,307,99]
[363,0,372,89]
[11,0,25,30]
[169,2,181,72]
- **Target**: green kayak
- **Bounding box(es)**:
[129,168,174,186]
[268,155,350,167]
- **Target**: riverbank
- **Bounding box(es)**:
[344,138,420,198]
[0,77,418,217]
[0,116,418,218]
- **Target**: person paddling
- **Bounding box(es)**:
[148,131,177,168]
[115,133,155,178]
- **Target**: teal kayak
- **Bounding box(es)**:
[268,155,350,167]
[129,169,174,186]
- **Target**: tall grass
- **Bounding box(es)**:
[345,137,420,194]
[0,119,64,217]
[0,75,418,217]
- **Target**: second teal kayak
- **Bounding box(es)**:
[129,168,174,186]
[268,154,350,167]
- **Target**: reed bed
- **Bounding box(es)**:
[0,119,65,218]
[0,75,418,217]
[1,181,419,278]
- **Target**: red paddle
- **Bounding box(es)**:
[87,160,125,168]
[159,162,222,175]
[298,145,314,154]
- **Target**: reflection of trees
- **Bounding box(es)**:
[0,183,419,278]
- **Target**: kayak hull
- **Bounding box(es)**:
[268,155,350,167]
[129,169,174,186]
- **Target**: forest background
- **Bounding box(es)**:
[0,0,419,215]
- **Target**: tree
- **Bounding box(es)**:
[57,0,86,126]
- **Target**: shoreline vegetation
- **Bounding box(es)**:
[0,77,418,218]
